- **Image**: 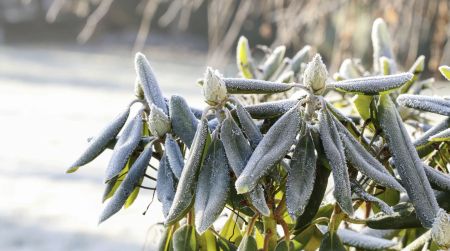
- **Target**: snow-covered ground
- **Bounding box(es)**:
[0,44,207,251]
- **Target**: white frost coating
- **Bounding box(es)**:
[104,109,144,182]
[332,115,405,192]
[423,164,450,192]
[262,45,286,80]
[67,106,130,173]
[330,72,413,95]
[397,94,450,116]
[194,139,230,234]
[135,53,168,114]
[244,98,299,119]
[156,154,176,218]
[429,128,450,142]
[303,53,328,95]
[148,104,171,138]
[431,209,450,248]
[99,143,153,223]
[235,102,263,149]
[223,78,293,94]
[338,59,361,79]
[164,134,184,179]
[290,45,311,74]
[414,118,450,147]
[203,67,228,106]
[372,18,395,72]
[286,129,316,219]
[169,95,199,148]
[235,102,302,194]
[351,182,394,215]
[318,105,354,216]
[165,118,209,225]
[378,94,439,228]
[220,117,270,216]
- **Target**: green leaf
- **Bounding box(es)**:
[352,94,372,124]
[199,229,218,251]
[237,235,257,251]
[156,226,175,251]
[319,231,346,251]
[236,36,256,79]
[124,177,142,208]
[220,214,243,245]
[274,240,302,251]
[173,225,198,251]
[439,65,450,81]
[400,55,425,93]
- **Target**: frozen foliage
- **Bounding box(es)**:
[203,67,228,106]
[99,143,153,223]
[413,118,450,147]
[243,98,299,119]
[397,94,450,116]
[235,102,302,193]
[194,138,230,234]
[338,59,361,79]
[222,78,293,94]
[290,45,311,74]
[235,102,263,149]
[67,106,130,173]
[431,209,450,248]
[423,164,450,192]
[135,53,168,114]
[157,153,176,218]
[169,95,199,147]
[429,127,450,141]
[165,119,209,225]
[319,105,353,215]
[104,109,144,182]
[148,104,171,138]
[330,72,413,95]
[261,45,286,80]
[371,18,395,72]
[164,134,184,179]
[303,53,328,95]
[286,129,316,219]
[378,94,439,228]
[351,182,394,215]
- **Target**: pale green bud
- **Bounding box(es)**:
[303,54,328,95]
[203,67,228,106]
[148,104,171,138]
[431,209,450,249]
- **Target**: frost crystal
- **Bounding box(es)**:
[397,94,450,116]
[203,67,228,106]
[303,54,328,95]
[431,209,450,248]
[148,104,171,138]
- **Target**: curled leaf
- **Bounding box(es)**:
[169,95,199,148]
[157,153,176,218]
[330,72,413,95]
[397,94,450,116]
[400,55,425,93]
[173,225,198,251]
[290,45,311,74]
[423,164,450,192]
[429,128,450,142]
[351,182,394,215]
[372,18,395,72]
[222,78,293,94]
[261,45,286,80]
[164,134,184,179]
[237,235,258,251]
[236,36,256,79]
[235,102,302,194]
[243,99,299,119]
[235,102,263,149]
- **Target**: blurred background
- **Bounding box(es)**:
[0,0,449,250]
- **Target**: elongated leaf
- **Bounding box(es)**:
[222,78,293,94]
[332,115,404,192]
[235,102,263,149]
[173,225,198,251]
[378,94,439,228]
[135,53,168,114]
[165,119,209,225]
[330,72,413,95]
[236,36,256,79]
[220,116,270,216]
[400,55,425,93]
[423,164,450,192]
[104,109,144,182]
[372,18,395,72]
[195,136,230,234]
[397,94,450,116]
[99,142,152,223]
[67,107,130,173]
[169,95,199,148]
[243,99,299,119]
[429,128,450,142]
[237,235,258,251]
[318,104,353,215]
[261,45,286,80]
[414,118,450,156]
[351,182,394,214]
[286,128,317,219]
[165,134,184,179]
[156,226,175,251]
[319,231,346,251]
[157,153,177,218]
[290,45,311,74]
[198,229,217,251]
[439,65,450,81]
[274,240,301,251]
[236,102,302,193]
[220,214,243,244]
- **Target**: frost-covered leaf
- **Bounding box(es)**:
[429,128,450,142]
[414,118,450,155]
[164,134,184,179]
[423,164,450,192]
[104,109,144,182]
[67,106,130,173]
[372,18,395,72]
[165,118,209,225]
[351,182,394,215]
[261,45,286,80]
[173,225,198,251]
[304,54,328,95]
[378,94,439,228]
[318,104,353,216]
[332,115,404,192]
[236,36,256,79]
[99,142,153,223]
[235,102,263,149]
[157,153,176,218]
[397,94,450,116]
[243,98,299,119]
[290,45,311,74]
[400,55,425,93]
[439,65,450,81]
[431,209,450,249]
[338,59,361,79]
[235,102,302,194]
[275,70,294,83]
[194,136,230,234]
[222,78,293,94]
[220,116,270,216]
[135,53,168,114]
[169,95,199,148]
[286,129,317,219]
[330,72,413,95]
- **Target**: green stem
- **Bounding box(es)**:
[263,211,277,251]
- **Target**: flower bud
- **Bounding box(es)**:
[303,54,328,95]
[431,209,450,249]
[148,104,171,138]
[202,67,228,106]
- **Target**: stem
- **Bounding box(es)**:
[262,211,277,251]
[328,204,344,234]
[187,210,194,226]
[246,214,259,236]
